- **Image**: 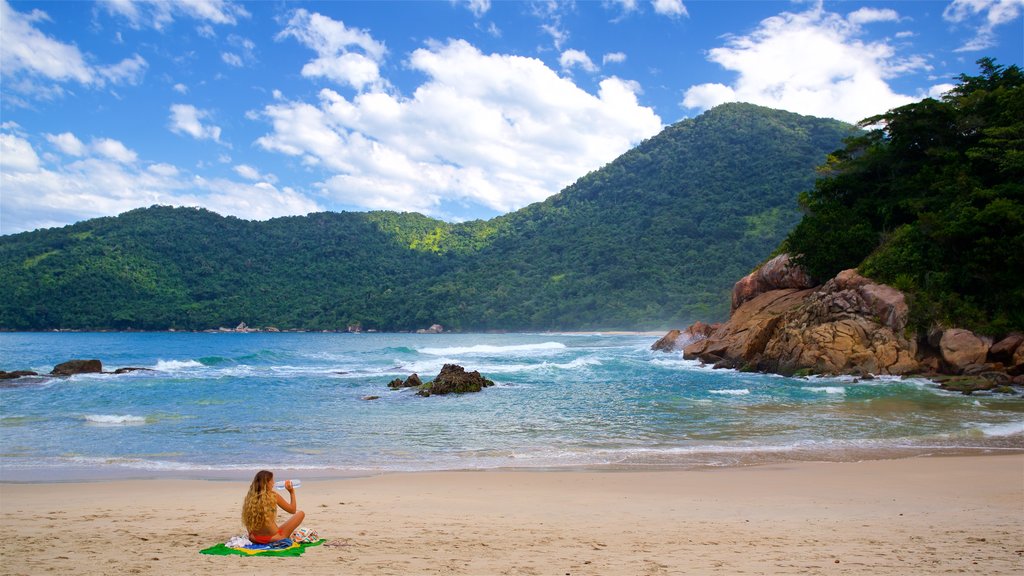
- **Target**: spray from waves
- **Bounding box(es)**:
[709,389,750,396]
[803,386,847,394]
[418,342,567,356]
[969,421,1024,437]
[154,359,204,371]
[397,356,600,376]
[83,414,148,425]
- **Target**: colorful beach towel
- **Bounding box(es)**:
[200,538,325,557]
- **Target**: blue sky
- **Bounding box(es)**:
[1,0,1021,234]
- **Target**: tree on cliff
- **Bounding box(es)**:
[784,58,1024,334]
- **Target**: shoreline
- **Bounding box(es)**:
[4,445,1023,484]
[2,453,1021,575]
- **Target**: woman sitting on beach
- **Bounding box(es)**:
[242,470,305,544]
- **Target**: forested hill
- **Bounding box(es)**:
[0,103,854,332]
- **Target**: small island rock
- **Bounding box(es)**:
[417,364,494,396]
[50,359,103,376]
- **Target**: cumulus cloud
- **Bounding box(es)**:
[234,163,277,183]
[277,9,387,91]
[943,0,1024,52]
[101,0,250,30]
[0,129,319,234]
[45,132,86,156]
[560,49,599,73]
[846,7,900,25]
[255,38,661,217]
[169,104,223,142]
[0,0,148,100]
[652,0,688,18]
[682,4,929,123]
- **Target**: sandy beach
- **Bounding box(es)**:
[1,454,1021,575]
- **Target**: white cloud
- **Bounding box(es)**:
[45,132,86,156]
[682,5,929,123]
[846,7,900,25]
[652,0,688,18]
[169,104,223,142]
[101,0,250,30]
[928,83,957,99]
[173,83,189,94]
[234,164,277,183]
[0,128,319,234]
[277,9,387,91]
[255,39,662,217]
[222,52,243,67]
[0,133,41,172]
[0,0,147,99]
[943,0,1024,52]
[92,138,138,164]
[456,0,491,17]
[560,49,599,73]
[603,52,627,65]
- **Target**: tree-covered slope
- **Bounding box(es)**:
[784,59,1024,334]
[0,103,853,331]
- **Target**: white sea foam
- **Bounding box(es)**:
[154,359,203,371]
[709,389,750,396]
[804,386,846,394]
[84,414,147,425]
[418,342,566,356]
[972,421,1024,437]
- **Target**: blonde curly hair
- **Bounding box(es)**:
[241,470,277,533]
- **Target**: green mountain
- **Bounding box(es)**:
[0,103,853,332]
[784,58,1024,335]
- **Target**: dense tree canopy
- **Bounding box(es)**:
[785,59,1024,334]
[0,103,853,332]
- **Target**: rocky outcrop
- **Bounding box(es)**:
[417,324,444,334]
[50,359,103,376]
[686,267,921,376]
[650,322,718,352]
[731,253,816,312]
[417,364,494,397]
[388,373,423,389]
[660,257,1022,393]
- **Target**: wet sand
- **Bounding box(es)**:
[2,454,1022,575]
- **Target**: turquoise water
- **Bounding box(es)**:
[1,332,1021,479]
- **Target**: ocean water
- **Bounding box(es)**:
[1,332,1021,480]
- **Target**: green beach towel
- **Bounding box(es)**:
[200,538,325,557]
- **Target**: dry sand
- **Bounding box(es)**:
[2,454,1022,575]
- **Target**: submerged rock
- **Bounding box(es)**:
[50,359,103,376]
[0,370,39,380]
[113,367,152,374]
[417,364,494,397]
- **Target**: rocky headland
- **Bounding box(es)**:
[654,254,1024,395]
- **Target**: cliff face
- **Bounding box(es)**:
[660,254,1024,391]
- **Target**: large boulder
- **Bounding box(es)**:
[989,333,1023,364]
[417,364,494,396]
[651,322,718,353]
[731,253,815,312]
[50,359,103,376]
[939,329,991,372]
[684,270,919,376]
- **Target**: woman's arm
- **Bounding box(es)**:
[275,481,298,514]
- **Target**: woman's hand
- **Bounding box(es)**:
[285,480,294,493]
